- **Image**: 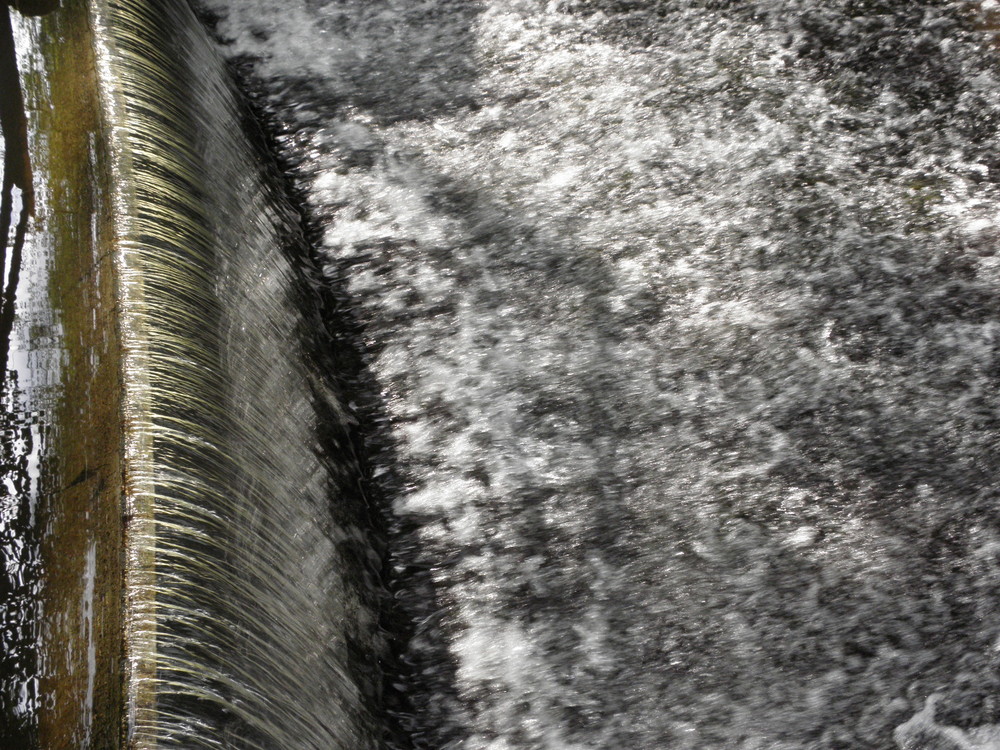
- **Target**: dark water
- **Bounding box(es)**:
[0,5,53,744]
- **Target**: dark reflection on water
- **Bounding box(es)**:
[0,372,41,746]
[0,4,52,745]
[0,5,35,386]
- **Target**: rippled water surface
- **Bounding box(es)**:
[194,2,1000,748]
[1,11,60,744]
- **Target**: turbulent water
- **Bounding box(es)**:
[188,2,1000,749]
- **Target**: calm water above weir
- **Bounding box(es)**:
[0,5,125,746]
[0,9,52,742]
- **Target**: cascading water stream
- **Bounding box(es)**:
[94,1,389,745]
[2,0,388,746]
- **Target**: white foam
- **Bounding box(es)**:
[197,0,1000,745]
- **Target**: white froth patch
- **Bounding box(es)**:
[453,615,531,687]
[452,614,601,750]
[895,695,1000,750]
[395,477,482,515]
[965,217,993,233]
[785,526,818,548]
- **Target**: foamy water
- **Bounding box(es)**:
[197,2,1000,748]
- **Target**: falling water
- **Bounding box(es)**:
[94,0,389,745]
[4,0,387,746]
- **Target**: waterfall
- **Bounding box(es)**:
[3,0,386,746]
